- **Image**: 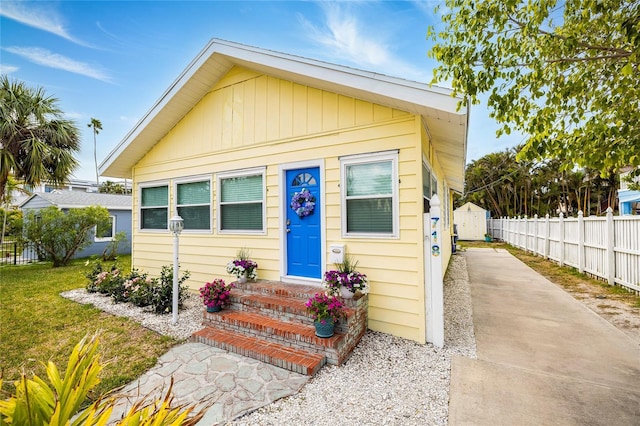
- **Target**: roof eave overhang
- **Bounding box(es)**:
[100,39,468,192]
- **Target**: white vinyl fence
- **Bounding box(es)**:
[487,208,640,293]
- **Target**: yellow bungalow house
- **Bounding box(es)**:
[100,39,468,347]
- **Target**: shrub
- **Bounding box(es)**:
[21,205,111,267]
[123,269,153,307]
[86,263,191,314]
[101,231,128,261]
[149,265,191,314]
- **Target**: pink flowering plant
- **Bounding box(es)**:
[305,293,347,324]
[199,278,235,308]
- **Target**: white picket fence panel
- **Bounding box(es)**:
[488,209,640,294]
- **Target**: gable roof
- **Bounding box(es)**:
[454,202,487,213]
[19,192,132,210]
[100,38,468,192]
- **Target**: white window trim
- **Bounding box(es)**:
[340,151,399,239]
[174,175,213,233]
[216,167,267,235]
[95,216,116,242]
[139,180,170,232]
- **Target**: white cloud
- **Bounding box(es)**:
[0,64,19,74]
[300,3,428,81]
[3,47,112,83]
[0,1,88,46]
[64,111,85,120]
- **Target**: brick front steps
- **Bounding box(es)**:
[191,280,368,376]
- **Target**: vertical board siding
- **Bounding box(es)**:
[130,67,437,343]
[488,213,640,293]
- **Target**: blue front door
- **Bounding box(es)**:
[286,167,321,279]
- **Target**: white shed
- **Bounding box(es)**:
[454,202,488,241]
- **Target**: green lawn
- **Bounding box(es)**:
[0,256,177,399]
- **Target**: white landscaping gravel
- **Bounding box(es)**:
[61,253,477,425]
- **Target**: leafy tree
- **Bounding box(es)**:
[1,175,29,244]
[0,76,80,204]
[88,118,103,186]
[99,180,130,194]
[429,0,640,176]
[461,147,619,217]
[21,206,110,267]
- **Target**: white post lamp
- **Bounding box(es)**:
[169,214,184,325]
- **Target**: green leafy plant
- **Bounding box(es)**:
[149,265,191,314]
[21,205,111,267]
[0,333,206,425]
[86,263,190,314]
[102,231,128,261]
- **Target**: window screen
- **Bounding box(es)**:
[219,173,264,231]
[344,159,394,234]
[141,185,168,229]
[177,180,210,230]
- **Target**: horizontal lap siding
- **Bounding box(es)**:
[132,68,431,342]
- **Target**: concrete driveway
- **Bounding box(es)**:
[449,248,640,425]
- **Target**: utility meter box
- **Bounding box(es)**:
[329,244,345,264]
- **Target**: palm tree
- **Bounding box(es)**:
[87,117,102,186]
[0,76,80,203]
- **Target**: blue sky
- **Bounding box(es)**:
[1,0,523,182]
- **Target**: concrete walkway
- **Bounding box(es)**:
[449,248,640,425]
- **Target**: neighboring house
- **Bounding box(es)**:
[19,192,132,257]
[618,169,640,215]
[100,39,468,344]
[10,178,100,208]
[454,202,489,241]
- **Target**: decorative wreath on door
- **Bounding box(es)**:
[290,188,316,218]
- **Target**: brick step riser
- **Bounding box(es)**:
[227,298,313,325]
[195,281,369,372]
[233,283,364,309]
[233,281,322,300]
[201,310,365,366]
[192,333,326,376]
[202,312,347,354]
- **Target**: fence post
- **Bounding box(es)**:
[13,242,18,265]
[606,207,615,285]
[533,213,539,256]
[524,215,529,252]
[544,214,550,259]
[559,212,565,266]
[578,211,585,273]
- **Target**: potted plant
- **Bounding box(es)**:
[199,278,235,312]
[484,233,492,242]
[226,248,258,283]
[323,255,369,298]
[305,293,347,338]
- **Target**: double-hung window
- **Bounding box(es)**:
[95,216,116,242]
[140,184,168,230]
[217,168,265,233]
[341,151,398,237]
[176,178,211,231]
